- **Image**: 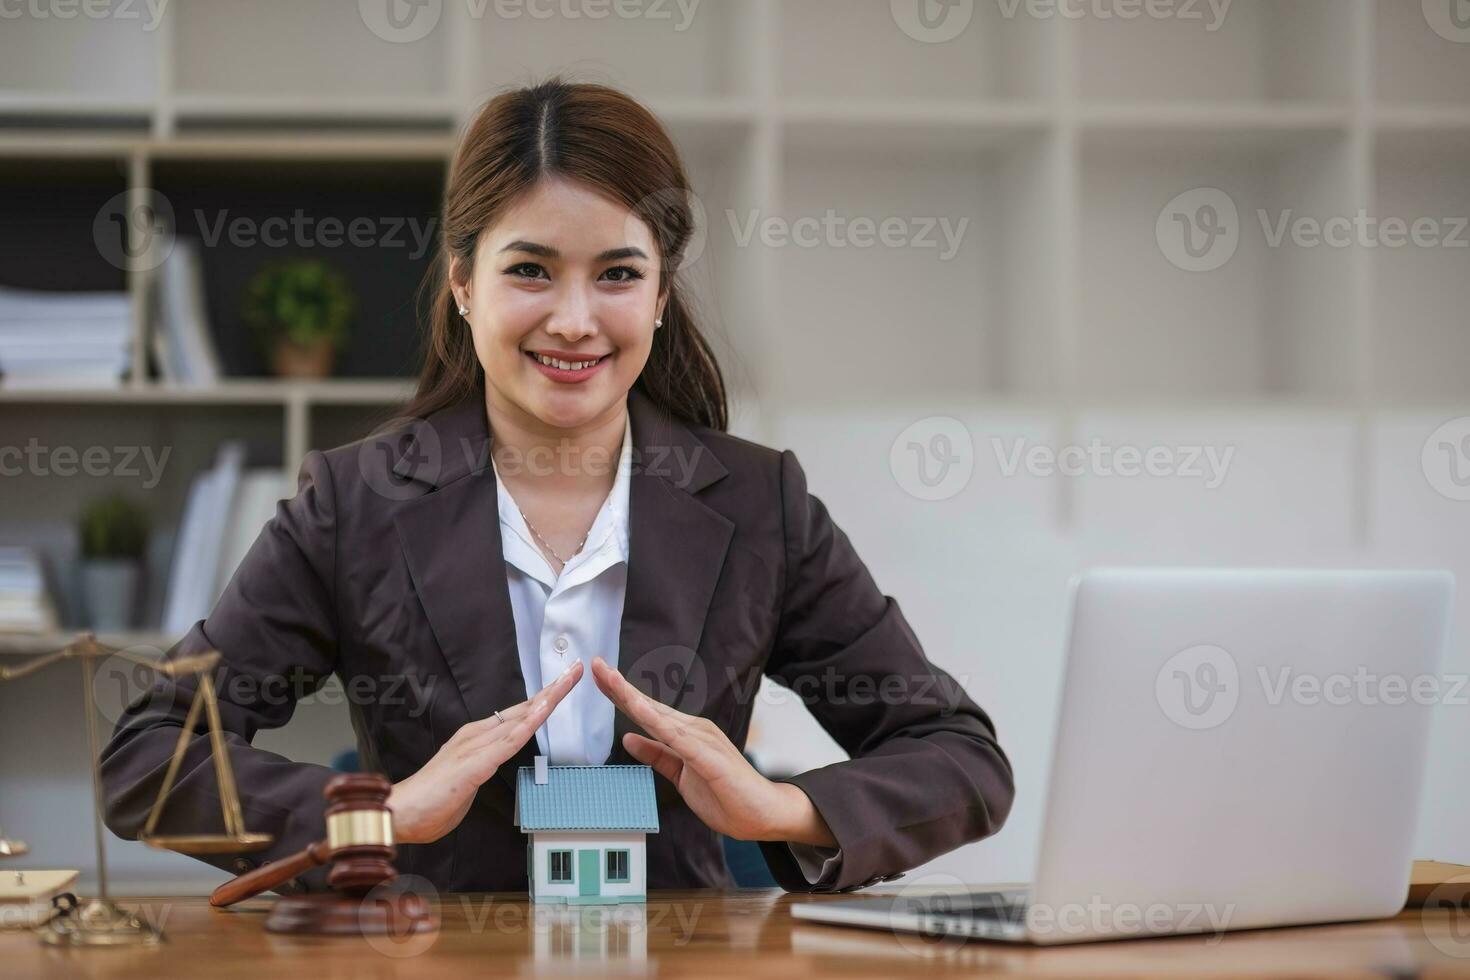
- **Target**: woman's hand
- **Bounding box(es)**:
[387,659,583,844]
[590,656,836,847]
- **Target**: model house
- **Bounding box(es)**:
[515,760,660,905]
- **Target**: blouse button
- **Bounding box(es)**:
[552,635,569,654]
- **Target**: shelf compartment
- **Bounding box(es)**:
[171,0,448,101]
[463,0,756,104]
[147,156,444,380]
[0,10,158,102]
[776,0,1055,102]
[1074,0,1352,104]
[1077,131,1360,401]
[1371,141,1470,404]
[1375,0,1470,105]
[0,401,286,627]
[0,156,131,294]
[772,133,1061,407]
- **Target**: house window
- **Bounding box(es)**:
[605,849,630,883]
[548,849,573,884]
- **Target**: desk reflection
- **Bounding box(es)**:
[531,904,649,972]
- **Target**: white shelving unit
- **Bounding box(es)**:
[1,0,1468,891]
[0,0,1461,617]
[0,0,1460,415]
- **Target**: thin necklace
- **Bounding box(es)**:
[517,506,588,569]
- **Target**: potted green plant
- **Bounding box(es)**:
[242,258,356,378]
[77,494,149,632]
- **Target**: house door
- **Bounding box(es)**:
[578,849,600,898]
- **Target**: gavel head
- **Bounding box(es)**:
[321,772,397,897]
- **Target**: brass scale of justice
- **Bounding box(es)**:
[0,633,435,946]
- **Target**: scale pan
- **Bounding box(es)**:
[140,832,274,854]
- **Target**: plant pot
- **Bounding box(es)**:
[80,559,140,632]
[271,338,336,379]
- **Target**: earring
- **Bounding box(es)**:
[458,305,469,317]
[654,318,663,329]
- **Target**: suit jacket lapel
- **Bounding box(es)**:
[607,389,733,766]
[390,398,526,744]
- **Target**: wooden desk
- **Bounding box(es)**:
[3,890,1469,978]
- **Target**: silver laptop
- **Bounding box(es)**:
[793,568,1454,944]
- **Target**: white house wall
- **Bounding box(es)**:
[530,831,647,902]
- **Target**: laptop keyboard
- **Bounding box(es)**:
[900,891,1029,925]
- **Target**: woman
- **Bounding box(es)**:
[101,78,1014,895]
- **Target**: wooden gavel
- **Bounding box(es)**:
[209,772,398,908]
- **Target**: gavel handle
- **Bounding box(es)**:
[209,840,332,908]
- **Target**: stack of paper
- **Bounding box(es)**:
[161,442,245,635]
[0,869,78,930]
[0,287,131,389]
[0,546,60,633]
[161,444,287,635]
[152,238,223,385]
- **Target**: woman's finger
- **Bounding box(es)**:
[459,661,582,760]
[450,697,553,782]
[591,657,712,756]
[483,697,554,763]
[622,732,684,784]
[464,659,584,737]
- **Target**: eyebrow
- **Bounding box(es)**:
[498,240,649,262]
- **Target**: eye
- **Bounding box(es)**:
[600,265,646,284]
[504,262,548,280]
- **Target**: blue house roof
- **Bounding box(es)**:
[515,764,660,833]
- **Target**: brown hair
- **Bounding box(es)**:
[400,76,727,431]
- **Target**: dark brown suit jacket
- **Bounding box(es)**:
[100,387,1014,894]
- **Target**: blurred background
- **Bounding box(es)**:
[0,0,1468,895]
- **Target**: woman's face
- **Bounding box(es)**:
[452,176,667,433]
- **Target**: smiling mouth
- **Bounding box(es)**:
[525,350,611,372]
